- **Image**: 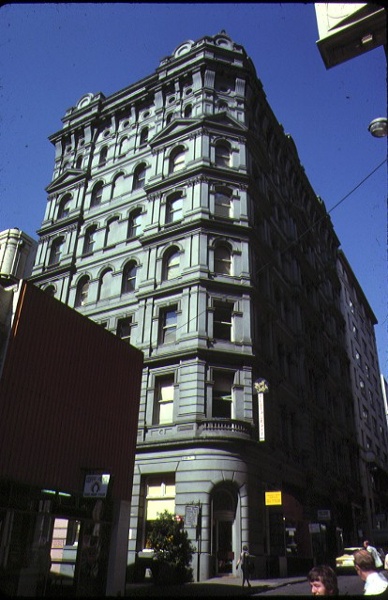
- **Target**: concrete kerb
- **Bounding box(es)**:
[125,575,307,596]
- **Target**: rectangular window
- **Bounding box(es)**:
[212,371,234,419]
[144,475,175,547]
[154,376,174,425]
[213,301,233,341]
[117,317,132,343]
[159,307,177,344]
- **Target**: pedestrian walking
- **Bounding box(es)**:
[236,544,253,588]
[307,565,339,596]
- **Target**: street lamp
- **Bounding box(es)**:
[368,117,387,138]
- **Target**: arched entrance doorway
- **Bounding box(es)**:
[211,486,238,575]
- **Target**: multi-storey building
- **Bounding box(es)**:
[0,228,37,285]
[30,32,364,578]
[338,250,388,544]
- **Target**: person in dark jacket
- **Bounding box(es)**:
[236,544,252,588]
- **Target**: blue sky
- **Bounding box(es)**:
[1,3,387,375]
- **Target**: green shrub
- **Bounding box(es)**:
[147,510,195,584]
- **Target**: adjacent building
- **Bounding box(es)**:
[338,251,388,544]
[0,280,143,596]
[30,31,382,578]
[0,228,37,285]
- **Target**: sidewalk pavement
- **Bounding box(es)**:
[125,575,307,596]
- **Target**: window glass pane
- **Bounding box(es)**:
[49,238,63,265]
[117,317,132,343]
[122,263,137,293]
[113,175,126,197]
[170,149,185,173]
[128,211,142,238]
[214,246,231,274]
[154,378,174,424]
[161,308,177,344]
[58,195,71,219]
[76,277,89,307]
[106,218,119,246]
[212,372,233,418]
[99,146,108,166]
[160,384,174,402]
[133,165,146,190]
[215,192,231,218]
[214,302,232,340]
[99,270,113,299]
[140,128,149,146]
[166,196,182,223]
[166,251,180,280]
[91,183,103,207]
[119,137,130,155]
[215,143,230,167]
[146,499,175,520]
[83,226,96,254]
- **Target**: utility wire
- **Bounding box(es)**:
[175,157,387,333]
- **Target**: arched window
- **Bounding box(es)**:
[75,275,90,307]
[184,104,192,118]
[99,146,108,166]
[58,194,71,219]
[119,136,130,155]
[215,141,231,167]
[90,181,103,207]
[128,209,142,238]
[48,236,64,266]
[44,285,56,297]
[140,127,149,146]
[214,244,232,275]
[163,248,180,281]
[112,173,126,198]
[217,101,228,112]
[133,163,146,190]
[76,155,83,169]
[122,261,137,294]
[214,187,232,218]
[166,113,173,125]
[105,217,120,247]
[98,268,114,300]
[83,225,97,255]
[166,192,183,224]
[169,146,185,174]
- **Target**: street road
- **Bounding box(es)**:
[256,574,364,596]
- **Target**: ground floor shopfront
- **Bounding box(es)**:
[127,446,354,582]
[0,480,130,597]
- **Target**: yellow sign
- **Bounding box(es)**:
[265,491,282,506]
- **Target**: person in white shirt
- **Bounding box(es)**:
[363,540,383,570]
[354,549,388,596]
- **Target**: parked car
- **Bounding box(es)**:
[335,547,361,572]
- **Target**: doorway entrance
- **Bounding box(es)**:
[211,487,237,575]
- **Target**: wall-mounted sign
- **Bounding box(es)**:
[265,491,282,506]
[309,523,321,534]
[83,473,111,498]
[258,393,265,441]
[255,379,269,442]
[185,505,200,528]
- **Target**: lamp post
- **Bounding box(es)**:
[368,117,387,138]
[254,378,269,442]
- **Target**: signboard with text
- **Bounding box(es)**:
[265,491,282,506]
[83,473,111,498]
